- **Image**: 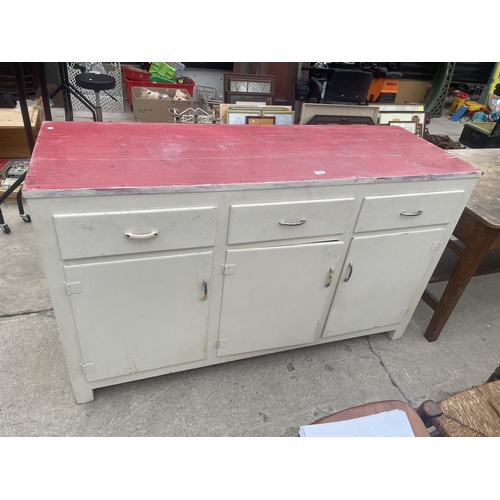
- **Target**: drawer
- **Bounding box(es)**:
[354,190,466,233]
[227,198,355,244]
[54,206,217,260]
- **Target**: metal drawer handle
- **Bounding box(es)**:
[279,219,307,226]
[344,262,353,282]
[325,267,334,287]
[202,279,208,301]
[125,230,159,239]
[400,210,423,217]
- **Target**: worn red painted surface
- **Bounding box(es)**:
[24,122,481,192]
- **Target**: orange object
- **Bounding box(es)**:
[367,76,400,103]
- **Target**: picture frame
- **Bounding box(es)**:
[235,101,268,107]
[219,104,292,124]
[306,115,375,125]
[389,121,418,135]
[299,103,379,126]
[378,111,426,128]
[368,103,424,112]
[227,110,260,125]
[246,116,276,125]
[261,110,295,125]
[228,93,274,105]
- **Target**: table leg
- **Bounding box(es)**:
[424,220,498,342]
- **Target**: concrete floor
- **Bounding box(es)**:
[1,103,498,437]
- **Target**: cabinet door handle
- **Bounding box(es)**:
[344,262,353,282]
[125,230,159,239]
[279,219,306,226]
[202,279,208,301]
[325,267,334,287]
[400,210,423,217]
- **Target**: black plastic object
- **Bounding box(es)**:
[324,69,373,105]
[0,91,16,108]
[75,73,116,91]
[459,121,500,149]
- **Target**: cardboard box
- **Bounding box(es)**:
[131,87,194,123]
[395,80,430,105]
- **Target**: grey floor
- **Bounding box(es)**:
[1,103,498,437]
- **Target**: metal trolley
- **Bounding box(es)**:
[0,64,49,234]
[197,85,223,113]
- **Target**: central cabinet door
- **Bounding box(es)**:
[64,252,213,382]
[323,228,446,338]
[217,242,344,357]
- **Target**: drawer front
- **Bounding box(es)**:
[227,198,355,244]
[54,206,217,260]
[354,190,466,233]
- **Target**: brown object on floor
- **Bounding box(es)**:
[424,128,465,149]
[431,380,500,437]
[309,400,431,437]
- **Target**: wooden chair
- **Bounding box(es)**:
[305,366,500,437]
[416,365,500,437]
[307,400,431,437]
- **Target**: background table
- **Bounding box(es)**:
[423,149,500,342]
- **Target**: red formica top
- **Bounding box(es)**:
[24,122,482,196]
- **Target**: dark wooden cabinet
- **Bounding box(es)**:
[233,62,299,106]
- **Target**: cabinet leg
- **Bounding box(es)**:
[74,385,95,404]
[387,327,404,340]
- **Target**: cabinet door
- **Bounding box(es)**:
[323,228,445,338]
[217,241,344,357]
[64,252,213,382]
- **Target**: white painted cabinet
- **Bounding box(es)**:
[24,122,482,403]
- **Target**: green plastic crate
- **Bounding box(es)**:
[149,74,176,83]
[149,62,176,80]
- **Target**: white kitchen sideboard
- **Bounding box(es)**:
[24,122,481,403]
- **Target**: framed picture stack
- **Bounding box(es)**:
[226,107,294,125]
[378,111,426,137]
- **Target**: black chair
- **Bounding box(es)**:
[324,69,373,105]
[75,73,116,121]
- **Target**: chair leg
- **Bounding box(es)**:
[0,206,10,234]
[486,364,500,383]
[415,400,443,428]
[16,188,31,222]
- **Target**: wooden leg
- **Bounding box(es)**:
[415,400,443,427]
[486,364,500,383]
[424,221,498,342]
